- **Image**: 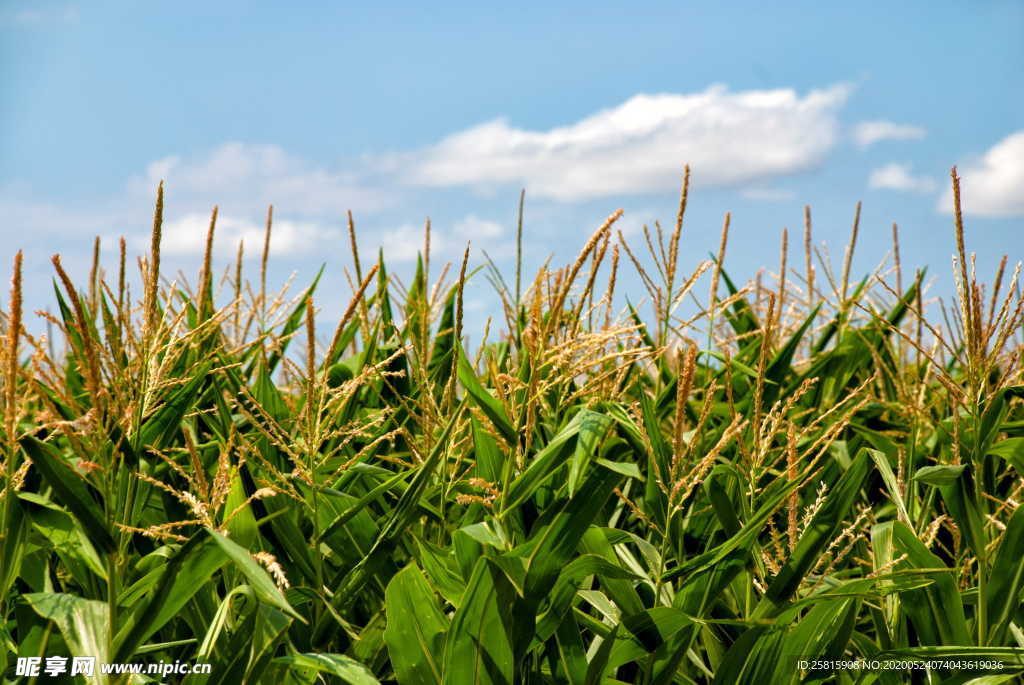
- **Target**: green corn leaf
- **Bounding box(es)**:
[885,520,971,646]
[523,463,622,605]
[242,606,293,683]
[771,597,858,683]
[500,410,590,514]
[754,449,871,618]
[274,654,381,685]
[710,627,781,685]
[988,438,1024,478]
[113,533,229,662]
[868,448,911,524]
[939,465,987,561]
[472,415,504,484]
[914,464,966,487]
[207,529,303,621]
[579,528,645,618]
[583,624,619,685]
[24,593,110,667]
[384,564,449,685]
[986,505,1024,646]
[23,495,106,585]
[18,436,116,555]
[0,494,27,599]
[136,362,211,451]
[567,410,612,496]
[458,345,516,446]
[664,474,804,584]
[316,403,465,642]
[554,611,588,685]
[621,607,693,652]
[442,557,519,685]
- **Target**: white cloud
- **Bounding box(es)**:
[938,131,1024,217]
[128,143,386,217]
[398,84,852,201]
[453,214,503,239]
[456,218,514,257]
[368,223,434,263]
[358,215,511,264]
[152,210,501,265]
[0,5,78,27]
[852,121,927,147]
[869,163,937,193]
[154,212,342,257]
[0,192,113,238]
[612,208,662,238]
[2,83,875,274]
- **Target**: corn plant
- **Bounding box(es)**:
[1,167,1023,684]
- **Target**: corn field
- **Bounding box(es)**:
[2,167,1024,684]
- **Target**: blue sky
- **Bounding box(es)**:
[2,1,1022,328]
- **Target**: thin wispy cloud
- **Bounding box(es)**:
[128,143,387,218]
[153,213,341,258]
[741,188,797,202]
[0,190,113,238]
[869,163,937,193]
[144,210,510,268]
[358,216,511,264]
[0,4,78,28]
[452,215,503,240]
[938,131,1024,217]
[852,120,927,147]
[397,84,852,201]
[458,216,515,259]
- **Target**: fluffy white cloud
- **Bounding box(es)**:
[938,131,1024,217]
[453,215,503,240]
[398,84,852,201]
[366,223,434,263]
[155,212,342,257]
[365,215,511,263]
[869,163,937,193]
[147,211,509,266]
[128,143,386,217]
[852,121,927,147]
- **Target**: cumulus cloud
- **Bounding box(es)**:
[397,84,852,201]
[153,212,342,257]
[152,212,506,265]
[852,121,927,147]
[869,163,937,193]
[604,209,659,239]
[938,131,1024,217]
[365,215,511,263]
[4,83,876,275]
[453,214,503,240]
[455,215,516,259]
[363,223,435,263]
[128,143,386,217]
